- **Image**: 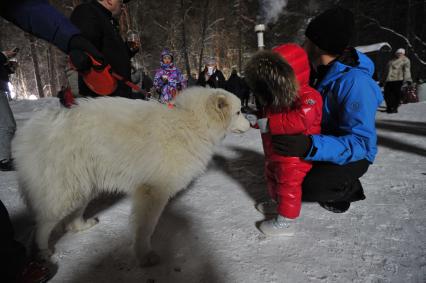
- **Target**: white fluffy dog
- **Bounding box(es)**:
[12,87,250,266]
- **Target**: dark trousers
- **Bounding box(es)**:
[0,200,26,282]
[384,81,403,112]
[302,159,370,202]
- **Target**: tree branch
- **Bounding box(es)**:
[360,14,426,65]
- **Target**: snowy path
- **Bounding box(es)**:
[1,98,425,283]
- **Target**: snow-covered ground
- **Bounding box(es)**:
[1,98,425,283]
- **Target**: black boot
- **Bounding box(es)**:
[0,159,14,171]
[319,201,350,213]
[318,179,365,213]
[345,179,366,202]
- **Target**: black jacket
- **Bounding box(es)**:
[225,73,244,98]
[197,69,226,89]
[70,1,133,98]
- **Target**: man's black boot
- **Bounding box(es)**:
[0,159,14,171]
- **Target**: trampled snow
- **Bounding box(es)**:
[1,98,425,283]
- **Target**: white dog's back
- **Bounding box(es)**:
[12,87,249,265]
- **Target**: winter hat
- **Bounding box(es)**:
[305,7,355,55]
[206,58,216,66]
[160,48,173,61]
[395,48,405,55]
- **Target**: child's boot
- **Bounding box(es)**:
[258,215,295,236]
[255,199,277,215]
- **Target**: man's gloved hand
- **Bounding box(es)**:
[68,35,104,72]
[271,134,313,157]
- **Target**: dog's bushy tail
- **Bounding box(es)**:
[244,51,298,110]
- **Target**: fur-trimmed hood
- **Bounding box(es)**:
[244,44,311,110]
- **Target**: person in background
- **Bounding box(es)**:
[70,0,138,98]
[240,77,251,113]
[225,69,244,103]
[245,44,323,236]
[130,62,153,99]
[187,73,198,87]
[141,70,154,94]
[381,48,412,113]
[154,48,186,103]
[0,48,18,172]
[0,0,103,281]
[197,58,226,89]
[272,7,383,213]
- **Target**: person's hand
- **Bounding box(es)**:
[68,35,104,72]
[161,75,168,84]
[271,134,312,157]
[2,50,17,59]
[127,40,141,53]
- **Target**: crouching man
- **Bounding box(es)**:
[272,7,383,213]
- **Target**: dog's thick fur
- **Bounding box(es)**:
[12,87,249,266]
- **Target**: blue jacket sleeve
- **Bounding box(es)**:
[0,0,80,53]
[305,73,381,165]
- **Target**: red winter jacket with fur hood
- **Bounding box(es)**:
[245,44,323,218]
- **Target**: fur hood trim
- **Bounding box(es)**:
[244,50,298,110]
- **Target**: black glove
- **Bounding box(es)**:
[271,134,313,157]
[68,35,104,72]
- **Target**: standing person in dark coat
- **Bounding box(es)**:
[70,0,138,98]
[130,64,153,99]
[240,77,251,111]
[225,69,243,99]
[197,58,226,89]
[0,49,18,172]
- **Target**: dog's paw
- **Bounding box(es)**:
[138,250,160,267]
[66,217,99,232]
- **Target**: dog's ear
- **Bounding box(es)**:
[216,94,228,110]
[206,92,231,128]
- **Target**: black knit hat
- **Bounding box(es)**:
[305,7,355,55]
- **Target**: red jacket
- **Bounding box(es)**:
[260,44,322,218]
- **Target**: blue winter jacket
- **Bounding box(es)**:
[305,50,383,165]
[0,0,80,53]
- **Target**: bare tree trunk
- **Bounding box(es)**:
[28,35,44,98]
[47,45,58,96]
[354,0,360,43]
[236,0,243,72]
[198,0,209,73]
[406,0,412,45]
[181,0,191,76]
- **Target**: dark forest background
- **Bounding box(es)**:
[0,0,425,99]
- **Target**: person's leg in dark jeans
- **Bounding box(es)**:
[384,81,403,113]
[0,200,51,282]
[302,159,370,212]
[0,199,27,282]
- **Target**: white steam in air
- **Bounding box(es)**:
[259,0,288,24]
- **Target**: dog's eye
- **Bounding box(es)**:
[236,111,241,115]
